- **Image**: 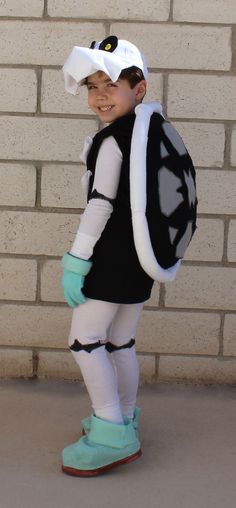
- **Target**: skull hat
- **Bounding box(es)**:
[63,36,148,95]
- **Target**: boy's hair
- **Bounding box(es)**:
[118,66,145,88]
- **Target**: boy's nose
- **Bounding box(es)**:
[96,89,108,99]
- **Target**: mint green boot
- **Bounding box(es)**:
[62,415,142,477]
[81,407,141,437]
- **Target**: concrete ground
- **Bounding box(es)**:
[0,380,236,508]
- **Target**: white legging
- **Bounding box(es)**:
[69,299,144,423]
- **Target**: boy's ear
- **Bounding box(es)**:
[136,80,147,101]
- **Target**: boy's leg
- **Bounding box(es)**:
[69,299,123,424]
[107,302,144,420]
[62,299,143,476]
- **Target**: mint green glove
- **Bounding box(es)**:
[61,253,92,308]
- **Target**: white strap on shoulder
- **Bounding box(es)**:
[130,102,180,282]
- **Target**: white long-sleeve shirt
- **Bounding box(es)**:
[70,136,122,260]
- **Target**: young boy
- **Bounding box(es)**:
[61,36,197,476]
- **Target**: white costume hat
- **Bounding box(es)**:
[63,36,148,95]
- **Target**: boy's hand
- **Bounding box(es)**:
[61,270,86,307]
[61,253,92,308]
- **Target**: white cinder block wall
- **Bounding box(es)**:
[0,0,236,384]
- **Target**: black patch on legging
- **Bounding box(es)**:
[105,338,135,353]
[90,188,115,206]
[70,339,104,353]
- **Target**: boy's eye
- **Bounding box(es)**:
[87,82,117,90]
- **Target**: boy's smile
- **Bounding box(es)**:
[86,71,146,123]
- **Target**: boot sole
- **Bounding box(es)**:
[62,448,142,477]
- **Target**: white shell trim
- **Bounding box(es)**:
[130,102,180,282]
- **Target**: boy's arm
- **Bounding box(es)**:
[70,136,122,259]
[61,136,122,307]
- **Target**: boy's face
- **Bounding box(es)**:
[86,71,146,123]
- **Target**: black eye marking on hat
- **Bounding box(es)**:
[99,36,118,53]
[90,41,96,49]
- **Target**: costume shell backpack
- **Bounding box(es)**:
[130,103,197,282]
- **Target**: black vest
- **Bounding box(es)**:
[83,113,154,304]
